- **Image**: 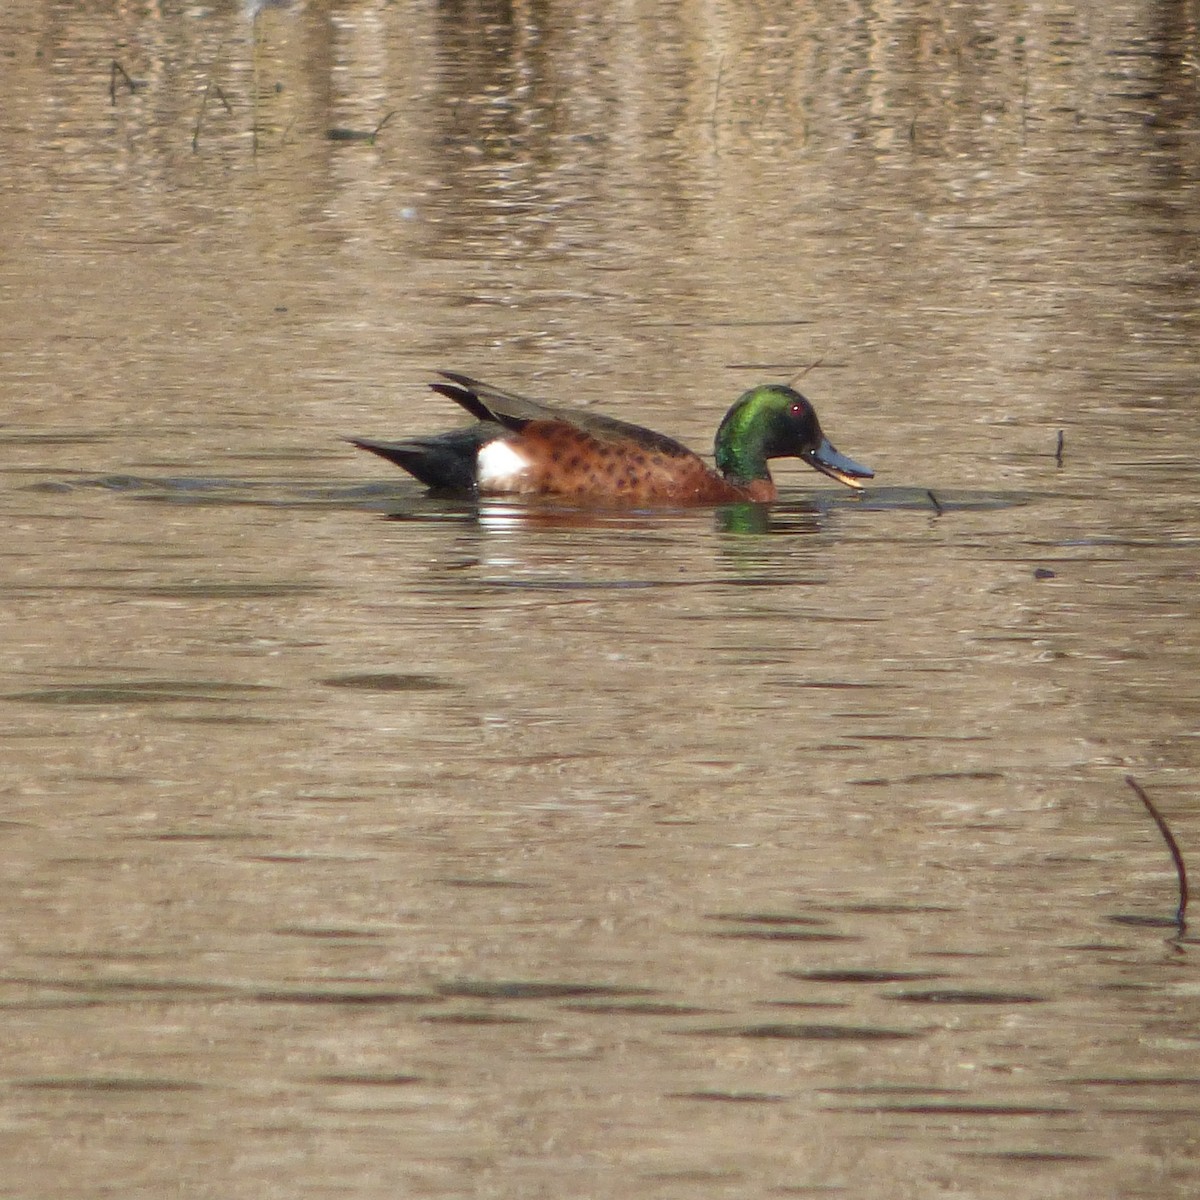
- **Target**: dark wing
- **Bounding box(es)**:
[433,371,694,458]
[432,372,563,425]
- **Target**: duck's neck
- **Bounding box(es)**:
[714,406,773,487]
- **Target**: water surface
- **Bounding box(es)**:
[1,1,1198,1197]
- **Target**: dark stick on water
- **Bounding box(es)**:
[193,80,212,152]
[711,55,724,137]
[927,490,943,515]
[788,357,823,388]
[1126,775,1189,931]
[110,60,137,104]
[1055,429,1064,467]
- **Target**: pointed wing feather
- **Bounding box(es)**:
[434,371,694,458]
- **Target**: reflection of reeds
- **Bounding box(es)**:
[247,1,298,153]
[251,9,262,155]
[242,0,296,17]
[710,54,723,140]
[193,0,291,156]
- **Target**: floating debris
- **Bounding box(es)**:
[327,111,397,144]
[109,60,142,104]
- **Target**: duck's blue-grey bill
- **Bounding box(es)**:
[806,438,874,489]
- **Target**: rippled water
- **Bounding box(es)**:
[2,1,1198,1197]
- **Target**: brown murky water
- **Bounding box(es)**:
[2,1,1198,1196]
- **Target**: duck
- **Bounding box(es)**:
[349,371,873,505]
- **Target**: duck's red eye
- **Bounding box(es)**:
[789,401,806,417]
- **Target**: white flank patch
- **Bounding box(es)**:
[477,439,534,492]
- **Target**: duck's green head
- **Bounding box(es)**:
[714,384,873,490]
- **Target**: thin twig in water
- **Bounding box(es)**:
[1020,41,1030,145]
[191,39,230,153]
[192,80,234,151]
[927,490,944,515]
[251,10,264,157]
[110,60,137,104]
[1126,775,1189,930]
[373,110,397,140]
[193,80,212,152]
[711,55,724,138]
[787,357,824,388]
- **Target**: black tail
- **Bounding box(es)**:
[347,429,490,494]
